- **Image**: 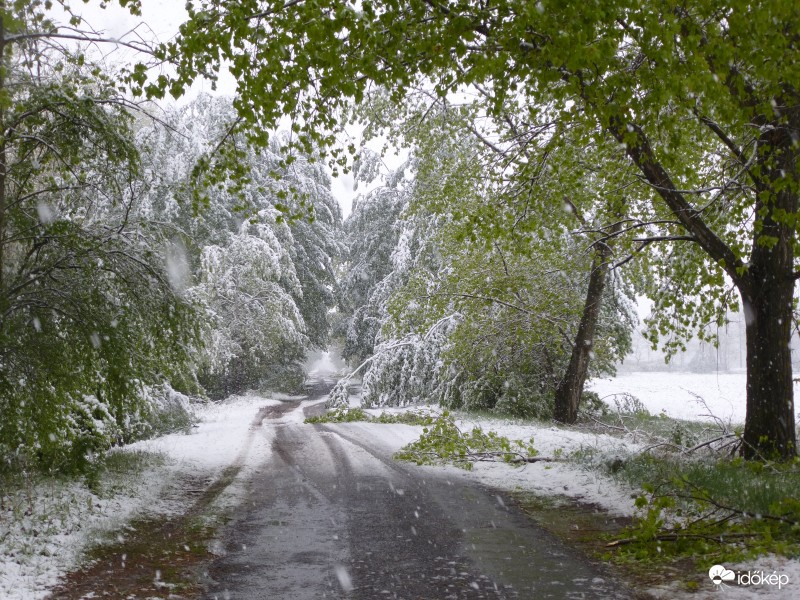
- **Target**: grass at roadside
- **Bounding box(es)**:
[606,453,800,567]
[566,405,800,569]
[0,446,246,600]
[0,449,168,591]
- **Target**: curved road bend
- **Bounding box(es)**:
[202,384,635,599]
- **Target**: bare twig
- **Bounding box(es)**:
[607,532,757,547]
[687,434,739,453]
[578,410,627,431]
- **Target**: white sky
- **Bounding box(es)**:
[74,1,185,43]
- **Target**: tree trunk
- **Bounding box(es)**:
[741,285,796,459]
[739,113,800,460]
[738,120,798,460]
[0,5,6,292]
[606,114,798,460]
[553,242,613,423]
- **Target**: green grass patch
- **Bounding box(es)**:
[305,406,371,423]
[572,397,798,573]
[101,448,166,476]
[609,454,800,566]
[89,449,167,497]
[305,406,436,425]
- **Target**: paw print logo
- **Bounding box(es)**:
[709,564,735,586]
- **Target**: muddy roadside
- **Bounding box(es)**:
[46,401,299,600]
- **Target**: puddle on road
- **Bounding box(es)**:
[512,492,630,551]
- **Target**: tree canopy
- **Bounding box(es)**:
[150,0,800,458]
[0,2,199,475]
[0,2,346,476]
[138,94,344,398]
[336,105,634,417]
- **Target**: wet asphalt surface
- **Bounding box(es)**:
[201,383,633,599]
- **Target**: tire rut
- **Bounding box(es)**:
[202,415,350,599]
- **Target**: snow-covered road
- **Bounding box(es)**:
[202,394,632,599]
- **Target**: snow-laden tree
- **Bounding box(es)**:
[191,213,308,398]
[0,4,198,476]
[339,167,410,364]
[137,94,250,250]
[275,137,345,349]
[338,115,635,417]
[139,95,343,397]
[353,91,646,422]
[382,226,633,417]
[153,0,800,459]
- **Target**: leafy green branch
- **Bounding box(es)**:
[304,406,436,426]
[394,411,548,470]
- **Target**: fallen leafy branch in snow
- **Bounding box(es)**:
[305,405,436,425]
[393,411,541,470]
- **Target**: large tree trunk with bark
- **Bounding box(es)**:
[738,120,798,460]
[741,284,796,459]
[553,243,613,424]
[0,8,6,292]
[607,113,798,460]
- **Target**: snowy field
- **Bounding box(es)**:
[590,371,800,425]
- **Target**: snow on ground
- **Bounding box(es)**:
[452,415,640,515]
[0,393,278,600]
[589,371,800,424]
[3,371,798,599]
[650,553,800,600]
[124,393,280,514]
[340,415,640,517]
[127,393,278,473]
[357,402,639,515]
[0,465,166,600]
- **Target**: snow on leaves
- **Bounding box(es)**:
[139,95,342,398]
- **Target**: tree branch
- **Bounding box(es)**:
[607,118,747,290]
